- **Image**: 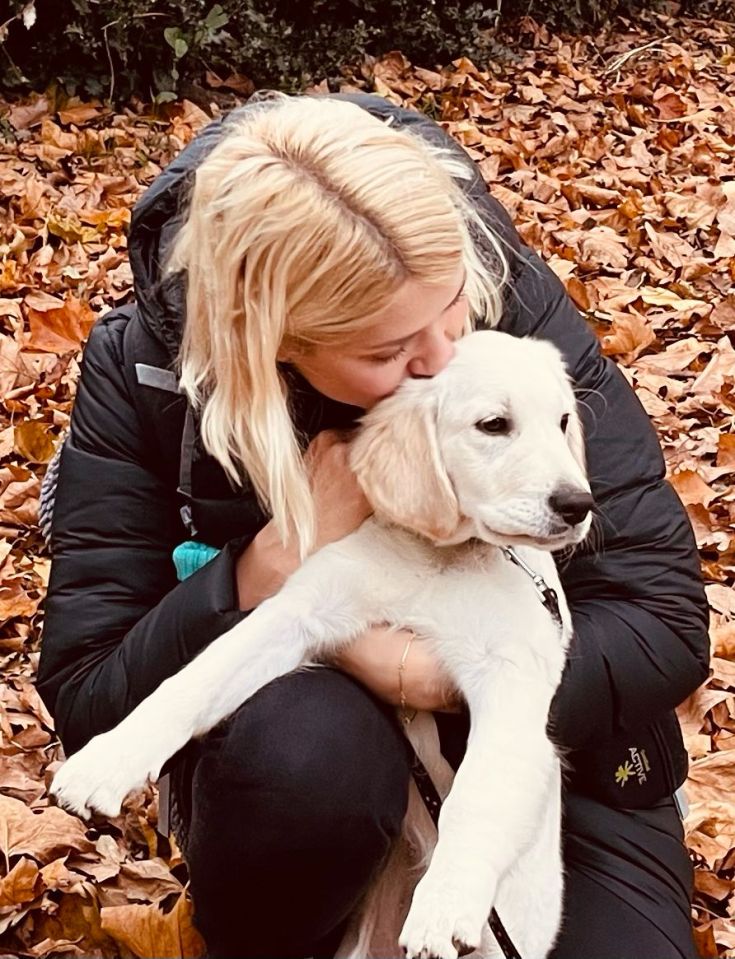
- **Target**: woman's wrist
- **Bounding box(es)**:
[332,625,464,715]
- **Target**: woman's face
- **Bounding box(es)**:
[285,265,468,410]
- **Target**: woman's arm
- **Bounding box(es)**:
[37,311,252,757]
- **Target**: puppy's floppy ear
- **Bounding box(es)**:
[350,396,461,542]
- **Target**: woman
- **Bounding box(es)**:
[37,92,709,959]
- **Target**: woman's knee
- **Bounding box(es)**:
[183,668,412,957]
[190,666,411,847]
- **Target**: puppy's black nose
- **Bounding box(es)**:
[549,487,594,526]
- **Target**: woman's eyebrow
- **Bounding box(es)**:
[367,274,467,350]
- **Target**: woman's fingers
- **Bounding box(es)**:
[306,430,373,551]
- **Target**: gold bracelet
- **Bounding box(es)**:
[398,632,418,726]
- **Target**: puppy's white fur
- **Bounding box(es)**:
[51,330,592,959]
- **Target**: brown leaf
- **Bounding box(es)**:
[0,466,39,527]
[0,795,94,865]
[600,314,655,362]
[13,421,56,464]
[712,621,735,659]
[688,752,735,805]
[655,92,688,120]
[39,857,78,893]
[670,469,718,508]
[578,228,629,269]
[25,297,96,354]
[57,101,105,126]
[0,583,38,620]
[634,337,705,374]
[693,920,719,959]
[711,657,735,689]
[565,276,590,311]
[115,857,184,904]
[7,96,50,130]
[29,885,117,956]
[101,890,206,959]
[204,71,254,96]
[710,296,735,332]
[0,856,42,907]
[694,867,735,902]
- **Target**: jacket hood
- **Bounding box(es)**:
[127,91,521,367]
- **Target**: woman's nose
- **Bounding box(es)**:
[408,329,457,378]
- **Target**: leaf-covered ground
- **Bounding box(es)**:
[0,6,733,958]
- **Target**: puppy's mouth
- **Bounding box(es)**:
[479,524,585,551]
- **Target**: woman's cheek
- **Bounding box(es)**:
[361,367,407,406]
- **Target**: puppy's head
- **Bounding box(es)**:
[350,330,593,550]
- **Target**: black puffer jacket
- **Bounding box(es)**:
[37,93,710,808]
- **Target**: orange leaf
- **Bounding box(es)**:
[565,276,590,311]
[101,889,206,959]
[13,420,56,464]
[0,856,42,907]
[716,434,735,469]
[25,297,96,354]
[600,314,655,362]
[670,469,718,508]
[655,92,688,120]
[57,101,105,126]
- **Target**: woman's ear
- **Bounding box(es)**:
[350,395,461,542]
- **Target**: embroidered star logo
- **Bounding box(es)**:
[615,761,634,786]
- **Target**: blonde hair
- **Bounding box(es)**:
[169,95,508,557]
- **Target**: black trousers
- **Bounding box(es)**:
[169,668,698,959]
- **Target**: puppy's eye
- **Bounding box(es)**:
[560,414,570,433]
[476,417,509,435]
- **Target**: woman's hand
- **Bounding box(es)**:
[331,625,464,714]
[236,430,372,610]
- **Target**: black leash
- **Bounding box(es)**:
[407,546,563,959]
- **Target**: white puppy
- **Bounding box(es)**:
[50,329,592,959]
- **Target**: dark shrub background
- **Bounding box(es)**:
[3,0,671,102]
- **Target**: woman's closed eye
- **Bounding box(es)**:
[372,345,409,364]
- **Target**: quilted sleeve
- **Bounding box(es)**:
[36,311,250,757]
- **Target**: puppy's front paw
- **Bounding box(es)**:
[50,729,161,821]
[399,884,484,959]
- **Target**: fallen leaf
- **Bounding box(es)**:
[0,795,94,865]
[101,890,206,959]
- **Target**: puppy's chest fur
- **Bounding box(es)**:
[312,518,571,685]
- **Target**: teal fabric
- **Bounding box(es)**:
[173,541,221,581]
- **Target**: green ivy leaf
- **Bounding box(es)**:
[204,3,229,30]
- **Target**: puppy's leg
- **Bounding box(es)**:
[399,666,559,959]
[491,760,564,958]
[50,552,372,821]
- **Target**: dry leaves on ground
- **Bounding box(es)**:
[0,5,733,957]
